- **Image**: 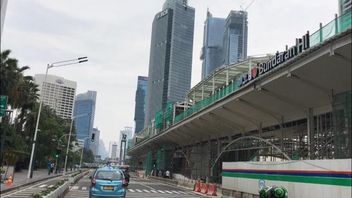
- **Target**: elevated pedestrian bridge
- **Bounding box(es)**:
[129,12,351,179]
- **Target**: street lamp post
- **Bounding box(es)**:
[27,57,88,179]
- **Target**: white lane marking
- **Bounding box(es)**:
[82,187,87,190]
[178,191,187,194]
[48,185,54,188]
[71,186,79,190]
[1,175,60,198]
[157,190,166,194]
[165,190,173,194]
[136,189,142,192]
[138,182,155,190]
[151,190,158,193]
[39,184,47,188]
[143,189,150,193]
[171,190,180,194]
[128,189,135,192]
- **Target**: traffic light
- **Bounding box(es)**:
[55,149,61,158]
[91,133,95,142]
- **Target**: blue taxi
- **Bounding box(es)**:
[89,167,127,198]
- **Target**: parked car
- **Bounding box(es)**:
[89,167,127,198]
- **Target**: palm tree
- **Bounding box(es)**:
[0,50,32,108]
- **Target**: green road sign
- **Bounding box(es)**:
[0,95,8,117]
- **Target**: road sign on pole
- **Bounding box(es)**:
[259,179,266,190]
[0,95,8,117]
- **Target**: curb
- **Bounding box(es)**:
[45,170,89,198]
[43,181,70,198]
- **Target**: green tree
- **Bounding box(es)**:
[82,149,95,163]
[0,50,78,169]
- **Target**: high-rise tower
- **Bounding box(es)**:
[223,11,248,65]
[200,10,226,79]
[200,10,248,80]
[73,91,97,142]
[145,0,195,125]
[339,0,351,15]
[134,76,148,133]
[34,74,76,120]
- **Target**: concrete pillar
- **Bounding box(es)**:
[193,91,196,103]
[201,85,204,100]
[307,108,314,159]
[212,75,215,94]
[259,122,263,137]
[226,69,229,86]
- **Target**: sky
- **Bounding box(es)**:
[1,0,338,157]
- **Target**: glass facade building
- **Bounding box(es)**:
[134,76,148,134]
[339,0,352,15]
[73,91,97,147]
[145,0,195,125]
[201,11,226,79]
[223,11,248,65]
[201,10,248,80]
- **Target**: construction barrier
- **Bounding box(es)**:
[200,183,208,194]
[207,183,217,196]
[194,181,201,192]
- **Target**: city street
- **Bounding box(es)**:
[1,1,350,198]
[65,172,202,198]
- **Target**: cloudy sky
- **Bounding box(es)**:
[1,0,337,156]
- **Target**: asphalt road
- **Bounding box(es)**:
[65,173,202,198]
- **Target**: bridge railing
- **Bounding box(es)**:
[310,11,351,47]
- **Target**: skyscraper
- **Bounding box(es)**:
[200,10,248,80]
[200,10,226,79]
[145,0,195,125]
[134,76,148,133]
[34,74,76,119]
[110,142,118,159]
[223,11,248,65]
[339,0,351,15]
[73,91,97,143]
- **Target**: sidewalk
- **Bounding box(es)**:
[0,169,72,193]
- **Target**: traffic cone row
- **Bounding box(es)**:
[193,181,217,196]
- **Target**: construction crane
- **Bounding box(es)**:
[240,0,256,11]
